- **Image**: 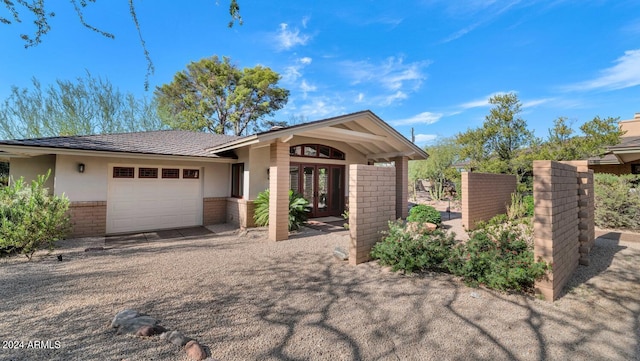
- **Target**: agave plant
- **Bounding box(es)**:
[253,189,310,231]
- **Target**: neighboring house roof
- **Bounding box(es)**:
[0,130,239,158]
[208,110,429,161]
[588,136,640,165]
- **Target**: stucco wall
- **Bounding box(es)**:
[9,155,56,191]
[54,154,230,201]
[620,118,640,137]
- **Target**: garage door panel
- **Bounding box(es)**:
[107,168,204,234]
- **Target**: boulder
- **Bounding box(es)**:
[111,309,141,328]
[161,330,192,347]
[135,325,166,337]
[333,247,348,261]
[184,340,207,360]
[111,310,160,335]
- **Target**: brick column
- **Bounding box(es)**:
[561,161,595,266]
[349,165,396,265]
[269,141,289,241]
[393,156,408,219]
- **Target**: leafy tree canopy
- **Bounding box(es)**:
[456,92,535,176]
[0,73,164,139]
[155,55,289,136]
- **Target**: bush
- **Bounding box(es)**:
[407,204,441,225]
[371,217,547,293]
[523,195,534,217]
[0,171,71,260]
[253,189,310,231]
[594,173,640,231]
[371,221,456,273]
[450,229,548,292]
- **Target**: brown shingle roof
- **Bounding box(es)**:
[0,130,239,158]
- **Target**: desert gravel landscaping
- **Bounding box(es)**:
[1,224,639,361]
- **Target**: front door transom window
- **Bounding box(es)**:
[290,144,345,160]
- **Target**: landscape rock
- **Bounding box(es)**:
[135,324,166,337]
[112,310,161,335]
[161,330,192,347]
[333,247,348,261]
[184,340,207,360]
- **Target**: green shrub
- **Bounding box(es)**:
[450,229,548,292]
[407,204,441,225]
[253,189,311,231]
[523,195,534,217]
[370,221,456,273]
[594,173,640,231]
[0,171,71,260]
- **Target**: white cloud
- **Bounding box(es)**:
[522,98,553,108]
[458,91,514,109]
[382,91,408,106]
[391,112,443,126]
[281,57,313,84]
[276,23,311,50]
[562,49,640,91]
[343,56,429,91]
[414,134,438,146]
[299,57,312,65]
[356,93,365,103]
[299,97,345,118]
[300,80,317,98]
[302,16,310,28]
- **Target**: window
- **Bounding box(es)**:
[113,167,134,178]
[290,144,345,160]
[632,164,640,175]
[231,163,244,198]
[138,167,158,178]
[162,168,180,179]
[183,169,200,179]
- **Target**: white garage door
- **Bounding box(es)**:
[107,165,203,234]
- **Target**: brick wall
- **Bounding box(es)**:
[203,197,227,225]
[68,201,107,237]
[533,160,596,301]
[461,172,517,230]
[589,163,639,175]
[348,165,396,265]
[226,198,256,228]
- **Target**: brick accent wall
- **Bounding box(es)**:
[393,156,409,219]
[589,162,639,175]
[461,172,516,230]
[203,197,227,225]
[226,198,256,228]
[533,160,593,301]
[68,201,107,237]
[348,165,396,265]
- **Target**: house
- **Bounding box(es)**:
[0,110,428,241]
[588,113,640,175]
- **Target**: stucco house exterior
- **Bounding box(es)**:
[588,113,640,175]
[0,110,428,241]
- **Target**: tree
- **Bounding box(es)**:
[537,116,624,161]
[155,56,289,136]
[0,73,164,139]
[1,1,243,89]
[456,93,535,177]
[409,138,460,200]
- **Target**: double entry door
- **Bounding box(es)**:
[290,163,345,218]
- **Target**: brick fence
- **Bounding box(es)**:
[533,160,595,301]
[461,172,517,230]
[348,165,396,265]
[68,201,107,237]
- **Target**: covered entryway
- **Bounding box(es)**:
[106,165,203,234]
[290,163,344,218]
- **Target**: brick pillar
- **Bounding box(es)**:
[269,141,289,241]
[393,156,408,219]
[562,161,595,265]
[349,165,396,265]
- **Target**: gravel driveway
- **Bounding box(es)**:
[0,224,639,361]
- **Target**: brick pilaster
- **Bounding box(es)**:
[269,141,290,241]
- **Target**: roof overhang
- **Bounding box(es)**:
[0,145,235,163]
[207,110,428,162]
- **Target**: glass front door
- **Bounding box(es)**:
[290,163,344,218]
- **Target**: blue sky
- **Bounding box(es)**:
[1,0,639,145]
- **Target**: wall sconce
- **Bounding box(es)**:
[78,163,85,173]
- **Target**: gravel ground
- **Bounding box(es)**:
[1,223,639,361]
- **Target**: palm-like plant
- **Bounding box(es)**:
[253,189,310,231]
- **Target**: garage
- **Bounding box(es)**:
[107,165,203,234]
